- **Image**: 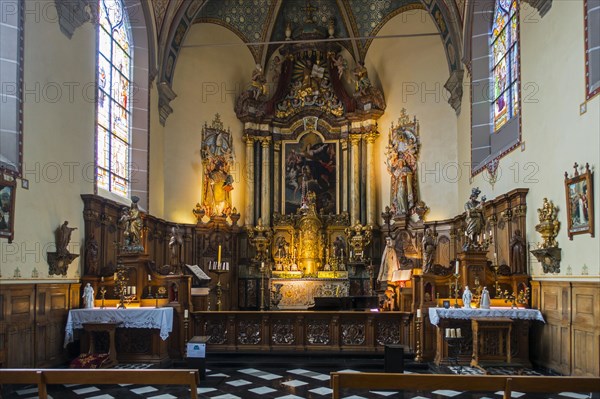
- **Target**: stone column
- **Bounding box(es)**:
[341,139,348,213]
[273,142,281,214]
[261,138,271,225]
[244,135,255,226]
[349,134,362,225]
[365,131,378,226]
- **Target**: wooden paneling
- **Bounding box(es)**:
[0,283,79,368]
[531,280,600,376]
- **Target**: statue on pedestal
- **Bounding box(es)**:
[464,187,486,251]
[422,227,437,274]
[119,196,143,252]
[377,236,401,285]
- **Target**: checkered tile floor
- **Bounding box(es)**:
[1,366,593,399]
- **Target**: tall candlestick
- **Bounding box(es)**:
[455,260,459,275]
[217,245,222,265]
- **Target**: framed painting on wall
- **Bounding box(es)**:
[564,163,594,240]
[0,171,16,243]
[282,131,338,215]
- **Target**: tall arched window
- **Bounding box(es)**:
[491,0,519,132]
[96,0,132,198]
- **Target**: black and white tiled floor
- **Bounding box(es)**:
[1,365,594,399]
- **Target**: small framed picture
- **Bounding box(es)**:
[0,173,16,243]
[564,163,594,240]
[443,300,450,309]
[21,178,29,189]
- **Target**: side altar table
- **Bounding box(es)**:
[65,308,174,364]
[428,307,545,368]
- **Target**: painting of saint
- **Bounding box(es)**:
[284,132,336,215]
[569,180,589,229]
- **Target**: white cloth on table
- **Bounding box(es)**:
[428,307,545,326]
[64,307,174,347]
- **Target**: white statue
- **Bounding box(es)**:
[462,285,472,309]
[82,283,95,309]
[480,286,491,309]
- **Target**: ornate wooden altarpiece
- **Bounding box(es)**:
[232,21,387,310]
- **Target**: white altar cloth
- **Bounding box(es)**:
[64,307,174,347]
[428,307,545,326]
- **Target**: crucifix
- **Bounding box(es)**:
[303,1,318,23]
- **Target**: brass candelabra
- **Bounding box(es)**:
[452,273,461,308]
[209,261,229,311]
[259,263,267,311]
[99,286,107,309]
[414,316,423,362]
[114,263,129,309]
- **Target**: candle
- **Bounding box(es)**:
[101,276,104,282]
[217,245,222,265]
[494,252,498,262]
[114,273,117,280]
[450,328,456,338]
[132,286,136,295]
[456,328,462,338]
[261,261,265,269]
[416,309,422,318]
[148,274,151,281]
[445,328,450,338]
[455,260,459,274]
[184,309,189,318]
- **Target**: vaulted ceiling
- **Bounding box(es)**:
[151,0,466,124]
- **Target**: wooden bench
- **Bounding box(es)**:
[330,372,600,399]
[0,369,200,399]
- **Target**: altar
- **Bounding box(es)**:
[65,307,174,364]
[428,307,545,368]
[273,277,349,309]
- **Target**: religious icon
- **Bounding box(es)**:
[564,163,594,239]
[0,175,16,243]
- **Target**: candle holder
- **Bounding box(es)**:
[209,261,229,311]
[99,286,107,309]
[114,263,129,309]
[414,317,423,362]
[452,273,461,308]
[492,263,502,297]
[259,263,267,311]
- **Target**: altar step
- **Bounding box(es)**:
[196,350,429,372]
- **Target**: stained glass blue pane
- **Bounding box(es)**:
[510,15,518,48]
[111,100,128,142]
[510,44,518,83]
[510,0,517,16]
[512,81,519,116]
[500,0,511,11]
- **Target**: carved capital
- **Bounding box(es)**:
[274,141,281,151]
[522,0,553,17]
[243,135,255,145]
[55,0,96,39]
[158,82,177,126]
[260,137,272,147]
[349,134,361,146]
[444,69,464,115]
[364,131,379,144]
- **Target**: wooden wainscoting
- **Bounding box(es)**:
[0,283,80,368]
[531,280,600,376]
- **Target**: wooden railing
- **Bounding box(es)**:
[330,372,600,399]
[0,369,200,399]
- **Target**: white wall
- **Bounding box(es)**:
[1,1,96,282]
[367,10,459,222]
[162,23,255,224]
[457,2,600,279]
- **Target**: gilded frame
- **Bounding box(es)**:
[0,171,17,243]
[564,163,594,240]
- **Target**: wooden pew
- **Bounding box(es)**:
[0,369,200,399]
[330,372,600,399]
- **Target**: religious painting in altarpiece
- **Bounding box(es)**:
[282,131,338,215]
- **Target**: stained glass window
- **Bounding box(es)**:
[491,0,519,132]
[96,0,132,197]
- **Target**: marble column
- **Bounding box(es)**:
[244,135,255,226]
[349,134,361,225]
[273,142,281,214]
[365,131,378,226]
[261,138,271,225]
